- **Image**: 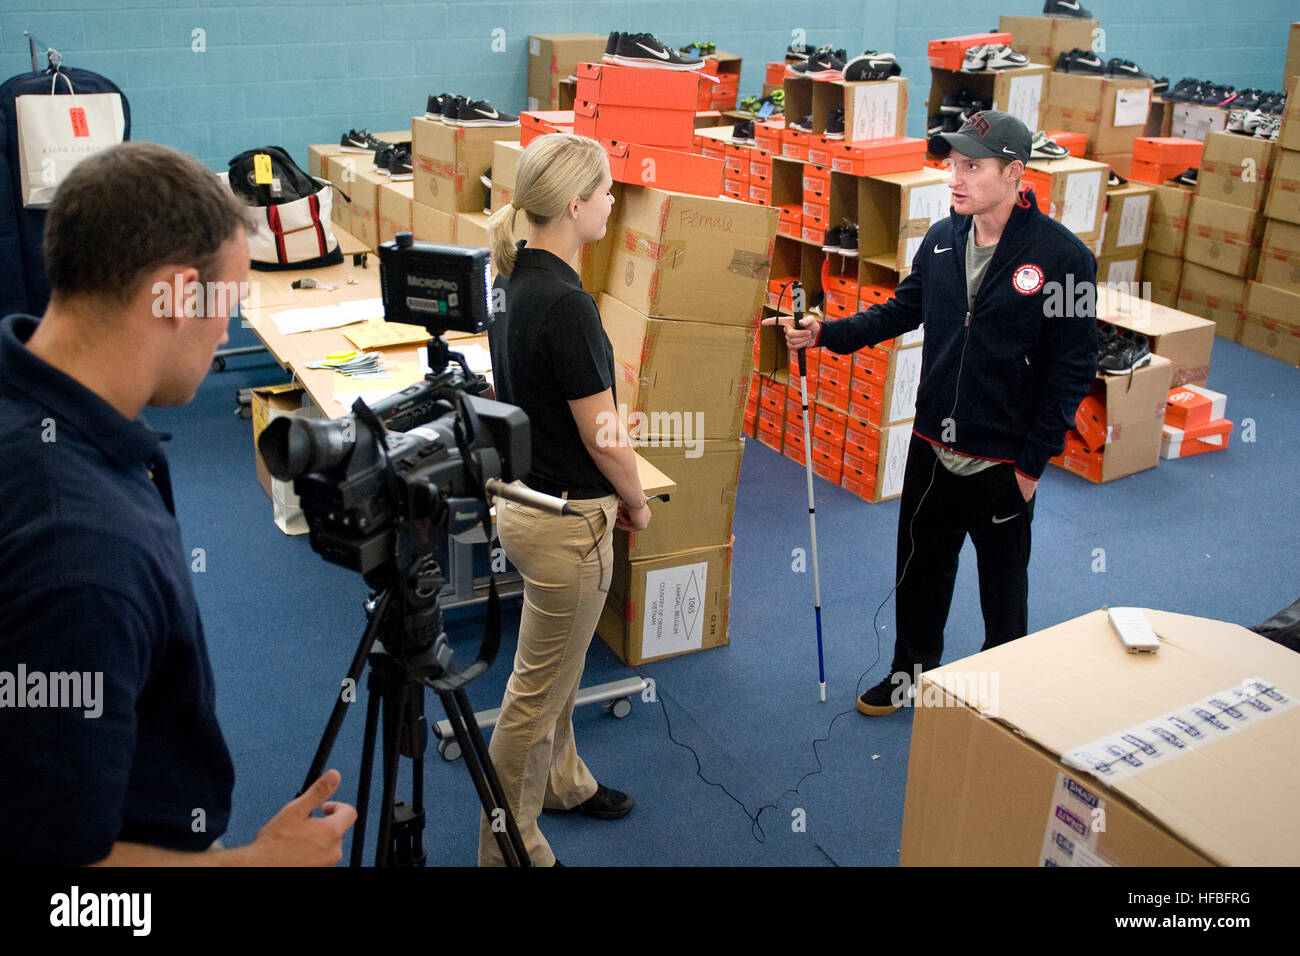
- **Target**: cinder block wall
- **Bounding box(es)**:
[1,1,1292,170]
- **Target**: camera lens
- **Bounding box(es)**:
[259,417,355,479]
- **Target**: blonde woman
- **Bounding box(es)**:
[479,133,651,867]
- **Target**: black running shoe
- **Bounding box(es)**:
[441,95,464,124]
[787,41,814,60]
[425,93,455,119]
[1043,0,1093,16]
[789,113,814,133]
[387,148,412,182]
[824,108,845,139]
[449,99,518,127]
[1152,76,1170,95]
[927,113,945,136]
[857,673,910,716]
[941,89,971,115]
[605,32,704,70]
[605,30,619,58]
[1108,170,1128,187]
[843,51,900,81]
[821,225,844,253]
[373,144,397,173]
[1099,328,1152,374]
[1105,58,1150,78]
[340,128,375,152]
[732,119,756,143]
[1057,48,1104,74]
[1165,78,1200,102]
[838,223,858,258]
[788,46,846,79]
[1175,167,1198,187]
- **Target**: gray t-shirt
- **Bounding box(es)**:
[932,236,1002,477]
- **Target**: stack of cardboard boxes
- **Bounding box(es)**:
[307,130,410,250]
[1243,77,1300,366]
[409,114,521,247]
[927,32,1050,138]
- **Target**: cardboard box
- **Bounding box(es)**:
[1043,73,1154,154]
[411,115,518,214]
[600,186,778,327]
[1142,250,1183,308]
[618,440,743,559]
[1257,217,1300,289]
[857,168,953,271]
[1169,102,1228,143]
[1090,150,1132,180]
[412,202,455,244]
[1099,287,1214,387]
[998,15,1099,67]
[927,64,1048,132]
[598,293,752,440]
[1133,136,1203,168]
[1099,182,1152,255]
[453,210,526,250]
[1023,156,1108,241]
[604,140,724,197]
[901,608,1300,866]
[1183,196,1264,278]
[1051,355,1172,482]
[1264,147,1300,226]
[573,99,696,149]
[1196,131,1276,211]
[598,543,731,665]
[1165,383,1226,430]
[490,140,524,213]
[1279,75,1300,151]
[1094,253,1142,287]
[309,130,410,179]
[1241,280,1300,366]
[802,77,908,142]
[527,33,608,110]
[377,180,413,244]
[837,415,914,503]
[1287,24,1300,92]
[1176,262,1247,342]
[250,384,317,535]
[1146,183,1193,257]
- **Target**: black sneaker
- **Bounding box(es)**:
[824,108,845,139]
[605,30,619,58]
[940,89,971,115]
[732,119,756,143]
[1108,170,1128,187]
[448,99,518,127]
[1100,328,1151,374]
[1151,77,1169,95]
[425,93,456,120]
[789,113,814,133]
[1031,131,1070,159]
[372,144,397,173]
[838,224,858,258]
[788,46,846,79]
[787,41,814,60]
[544,784,635,819]
[605,32,704,70]
[843,51,900,81]
[340,128,375,152]
[1043,0,1094,16]
[821,225,844,253]
[959,98,991,124]
[1165,78,1199,102]
[857,673,911,716]
[1175,167,1198,187]
[441,95,465,124]
[1105,58,1150,79]
[387,148,412,182]
[927,113,945,136]
[1056,48,1104,74]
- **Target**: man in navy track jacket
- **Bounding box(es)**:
[767,111,1099,715]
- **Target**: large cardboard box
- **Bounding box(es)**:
[1279,75,1300,152]
[998,14,1098,67]
[1098,288,1214,387]
[618,440,743,559]
[598,293,752,440]
[527,33,608,111]
[1241,281,1300,366]
[1023,156,1108,241]
[250,384,320,535]
[1043,73,1154,154]
[1142,250,1183,308]
[1196,131,1276,211]
[598,543,732,665]
[412,201,455,244]
[377,180,413,245]
[1177,262,1247,342]
[1051,355,1173,483]
[309,130,409,179]
[1264,147,1300,226]
[453,210,526,249]
[856,168,952,272]
[600,186,778,327]
[1146,183,1193,257]
[1169,102,1228,142]
[1257,217,1300,289]
[1285,24,1300,92]
[491,140,524,213]
[1183,196,1264,278]
[1099,182,1152,256]
[927,64,1047,132]
[800,77,908,142]
[346,166,385,250]
[411,116,519,215]
[1094,252,1142,287]
[901,608,1300,866]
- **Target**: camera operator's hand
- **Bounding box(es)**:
[760,314,820,351]
[615,498,651,532]
[240,769,357,866]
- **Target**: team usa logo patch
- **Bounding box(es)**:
[1012,263,1045,295]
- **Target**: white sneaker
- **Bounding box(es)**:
[962,44,990,71]
[1031,131,1070,159]
[986,45,1029,69]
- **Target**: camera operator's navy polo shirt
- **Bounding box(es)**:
[0,314,234,865]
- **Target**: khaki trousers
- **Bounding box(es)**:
[477,489,618,867]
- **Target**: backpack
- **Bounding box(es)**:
[226,146,342,271]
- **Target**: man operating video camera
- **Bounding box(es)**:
[0,142,355,866]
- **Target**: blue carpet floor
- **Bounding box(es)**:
[144,321,1299,866]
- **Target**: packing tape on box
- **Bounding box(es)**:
[1061,678,1297,785]
[727,248,770,279]
[1038,773,1112,867]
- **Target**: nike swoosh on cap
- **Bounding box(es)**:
[637,43,671,59]
[1003,147,1019,155]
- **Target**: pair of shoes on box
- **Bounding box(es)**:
[963,43,1030,71]
[1044,0,1095,17]
[821,222,858,257]
[604,31,704,70]
[1098,322,1152,375]
[426,93,518,127]
[787,47,901,82]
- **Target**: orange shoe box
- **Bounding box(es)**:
[808,136,927,176]
[573,99,696,148]
[811,446,842,484]
[1161,418,1233,459]
[1074,393,1107,452]
[755,120,785,152]
[1131,159,1187,186]
[928,32,1012,71]
[1133,137,1204,169]
[803,165,831,198]
[1044,130,1087,158]
[520,109,575,146]
[1165,384,1226,430]
[782,128,812,160]
[576,62,699,109]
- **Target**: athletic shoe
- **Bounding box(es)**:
[739,95,762,114]
[962,44,991,72]
[787,41,814,61]
[838,223,858,258]
[1152,77,1170,95]
[679,41,716,56]
[448,99,518,127]
[943,113,963,132]
[857,674,909,716]
[1108,170,1128,187]
[941,89,971,115]
[732,119,756,143]
[387,148,412,182]
[1175,168,1198,187]
[604,30,619,59]
[788,46,846,79]
[927,113,946,136]
[425,93,455,120]
[1165,78,1200,102]
[1105,58,1150,79]
[824,108,845,139]
[542,783,635,819]
[372,143,398,173]
[1044,0,1094,16]
[1254,115,1281,141]
[821,225,844,253]
[789,114,814,133]
[339,128,376,152]
[1056,48,1104,74]
[985,45,1030,69]
[959,98,992,124]
[1031,131,1070,159]
[441,95,465,124]
[1099,328,1152,374]
[605,32,704,70]
[480,170,492,214]
[843,51,901,81]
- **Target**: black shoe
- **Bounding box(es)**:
[823,108,845,139]
[789,113,814,133]
[448,99,518,127]
[1151,77,1169,95]
[604,30,619,58]
[1099,327,1152,374]
[1175,167,1198,187]
[425,93,455,120]
[857,673,910,716]
[544,784,635,820]
[927,113,945,136]
[340,128,376,152]
[1165,78,1199,102]
[1105,58,1149,79]
[1108,170,1128,187]
[605,32,704,70]
[838,223,858,258]
[732,119,756,143]
[481,170,492,213]
[940,89,971,115]
[843,51,900,81]
[788,46,846,79]
[1056,48,1104,74]
[1031,131,1070,159]
[821,225,844,253]
[1044,0,1094,16]
[387,148,412,181]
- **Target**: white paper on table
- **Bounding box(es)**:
[1005,74,1043,130]
[641,561,709,658]
[1113,87,1152,128]
[1115,194,1150,248]
[336,297,385,323]
[454,343,493,374]
[849,83,900,142]
[1061,171,1102,235]
[269,305,349,335]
